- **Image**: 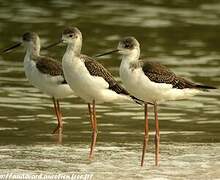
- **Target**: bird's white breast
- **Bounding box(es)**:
[62,53,131,103]
[23,55,73,99]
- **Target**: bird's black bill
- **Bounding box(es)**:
[2,42,22,53]
[42,40,62,50]
[95,49,119,57]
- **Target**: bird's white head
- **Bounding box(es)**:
[2,32,40,56]
[62,27,82,44]
[118,37,140,58]
[95,36,140,62]
[61,27,82,56]
[22,32,40,46]
[22,32,40,55]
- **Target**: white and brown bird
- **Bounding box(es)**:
[96,36,216,166]
[2,32,74,134]
[45,27,141,159]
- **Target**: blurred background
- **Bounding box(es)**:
[0,0,219,179]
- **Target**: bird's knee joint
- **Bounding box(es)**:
[93,129,98,134]
[155,134,160,141]
[144,134,149,140]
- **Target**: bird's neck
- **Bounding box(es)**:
[65,42,82,58]
[25,44,40,59]
[122,49,140,64]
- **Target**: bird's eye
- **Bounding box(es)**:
[124,44,130,48]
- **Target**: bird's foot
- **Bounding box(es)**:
[52,125,63,134]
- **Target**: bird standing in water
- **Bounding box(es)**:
[2,32,74,134]
[46,27,141,159]
[96,36,216,166]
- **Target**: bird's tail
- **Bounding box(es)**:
[130,95,144,105]
[195,84,217,91]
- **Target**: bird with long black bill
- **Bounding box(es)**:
[45,27,141,159]
[2,32,74,134]
[96,36,216,166]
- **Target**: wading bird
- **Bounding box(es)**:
[45,27,141,159]
[2,32,74,134]
[96,36,216,166]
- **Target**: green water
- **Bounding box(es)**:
[0,0,220,179]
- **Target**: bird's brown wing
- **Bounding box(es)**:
[82,54,130,95]
[142,61,196,89]
[34,56,66,83]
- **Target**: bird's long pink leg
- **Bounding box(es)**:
[88,103,93,152]
[56,99,63,137]
[89,100,97,159]
[141,103,149,166]
[57,100,62,122]
[88,103,93,130]
[154,102,160,166]
[57,100,63,131]
[52,98,63,134]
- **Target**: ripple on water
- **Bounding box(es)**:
[0,0,220,179]
[0,143,219,179]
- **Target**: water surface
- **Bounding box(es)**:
[0,0,220,179]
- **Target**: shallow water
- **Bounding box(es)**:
[0,0,220,179]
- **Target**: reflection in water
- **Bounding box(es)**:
[0,0,220,179]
